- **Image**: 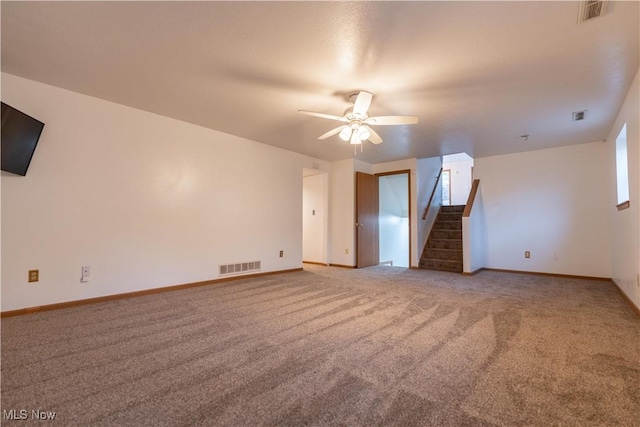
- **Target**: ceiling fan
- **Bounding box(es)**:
[298,91,419,146]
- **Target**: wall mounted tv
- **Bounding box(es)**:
[1,102,45,176]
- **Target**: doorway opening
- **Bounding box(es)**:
[378,172,410,268]
[442,169,451,206]
[442,153,474,206]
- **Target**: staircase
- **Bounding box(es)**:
[419,205,464,273]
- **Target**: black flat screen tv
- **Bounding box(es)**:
[1,102,45,176]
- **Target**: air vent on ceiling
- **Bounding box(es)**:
[572,110,586,121]
[578,1,607,23]
[219,260,261,277]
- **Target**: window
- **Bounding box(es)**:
[442,169,451,206]
[615,124,629,208]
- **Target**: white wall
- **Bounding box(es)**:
[443,156,474,206]
[302,173,328,264]
[462,185,487,274]
[474,142,611,278]
[1,73,328,311]
[607,68,639,309]
[417,157,443,259]
[329,159,356,266]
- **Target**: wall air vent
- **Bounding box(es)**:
[578,1,607,23]
[572,110,586,121]
[219,260,261,277]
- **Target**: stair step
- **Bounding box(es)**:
[427,239,463,250]
[419,258,463,273]
[420,204,465,273]
[440,205,465,213]
[433,221,462,230]
[422,248,463,261]
[429,230,462,240]
[437,212,463,222]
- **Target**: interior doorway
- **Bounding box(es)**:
[356,172,379,268]
[378,171,410,268]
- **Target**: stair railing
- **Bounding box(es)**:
[462,179,480,217]
[422,168,443,220]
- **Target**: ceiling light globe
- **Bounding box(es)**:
[358,126,370,141]
[339,127,352,141]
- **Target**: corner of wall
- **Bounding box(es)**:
[606,67,640,310]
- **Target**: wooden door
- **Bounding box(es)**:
[356,172,379,268]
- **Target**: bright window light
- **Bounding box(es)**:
[615,124,629,205]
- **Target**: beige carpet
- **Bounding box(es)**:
[2,265,639,426]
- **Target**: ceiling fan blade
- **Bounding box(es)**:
[366,115,419,125]
[318,125,347,140]
[298,110,347,122]
[364,126,383,144]
[353,91,373,116]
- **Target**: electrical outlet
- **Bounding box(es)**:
[345,248,349,255]
[28,270,39,283]
[525,251,531,259]
[279,250,283,257]
[552,253,558,261]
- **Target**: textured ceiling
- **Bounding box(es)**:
[2,1,638,163]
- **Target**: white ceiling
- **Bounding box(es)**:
[2,1,638,164]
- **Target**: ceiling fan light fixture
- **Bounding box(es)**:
[357,126,370,141]
[299,90,418,149]
[339,127,353,141]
